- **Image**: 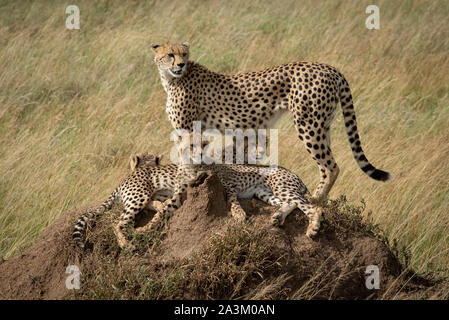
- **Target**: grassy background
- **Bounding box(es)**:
[0,0,448,279]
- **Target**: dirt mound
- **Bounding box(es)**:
[159,171,229,261]
[0,172,441,300]
[0,202,100,299]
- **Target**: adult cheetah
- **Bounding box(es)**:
[151,42,391,202]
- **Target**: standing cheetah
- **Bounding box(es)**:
[73,152,322,249]
[151,42,392,202]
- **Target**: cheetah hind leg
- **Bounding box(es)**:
[135,211,164,233]
[115,207,141,250]
[297,200,323,238]
[271,202,296,227]
[136,202,176,232]
[295,120,339,203]
[137,187,185,232]
[271,199,323,238]
[134,200,168,233]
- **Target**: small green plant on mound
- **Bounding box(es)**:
[325,197,415,278]
[321,195,380,236]
[127,227,166,256]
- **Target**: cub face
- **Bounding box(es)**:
[151,42,189,79]
[129,152,163,171]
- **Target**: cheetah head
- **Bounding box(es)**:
[129,152,163,171]
[174,134,209,165]
[151,42,189,79]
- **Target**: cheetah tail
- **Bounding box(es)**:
[339,77,392,182]
[72,189,119,248]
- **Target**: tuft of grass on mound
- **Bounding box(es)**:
[182,224,286,300]
[70,207,287,300]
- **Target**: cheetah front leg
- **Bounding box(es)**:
[136,186,185,232]
[254,189,293,226]
[228,192,247,222]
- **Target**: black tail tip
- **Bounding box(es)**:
[370,169,392,182]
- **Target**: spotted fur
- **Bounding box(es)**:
[185,163,322,236]
[72,153,176,249]
[151,42,392,202]
[73,153,322,249]
[135,149,323,239]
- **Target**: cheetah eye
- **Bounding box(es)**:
[168,53,174,58]
[182,53,187,57]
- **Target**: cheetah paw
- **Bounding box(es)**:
[271,214,283,227]
[117,238,136,251]
[306,225,320,238]
[231,210,246,222]
[123,243,136,252]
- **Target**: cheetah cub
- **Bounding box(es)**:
[134,151,323,239]
[73,153,323,249]
[72,153,176,249]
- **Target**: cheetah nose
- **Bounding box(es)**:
[177,63,185,68]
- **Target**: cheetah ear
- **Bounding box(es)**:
[129,154,140,171]
[181,42,189,49]
[156,155,163,165]
[151,44,161,52]
[200,140,208,152]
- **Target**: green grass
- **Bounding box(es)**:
[1,0,448,285]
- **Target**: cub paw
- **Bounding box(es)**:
[270,214,281,227]
[305,223,320,238]
[231,209,246,222]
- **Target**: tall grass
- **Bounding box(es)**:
[0,0,448,279]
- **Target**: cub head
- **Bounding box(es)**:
[129,152,163,171]
[151,42,190,79]
[175,134,209,165]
